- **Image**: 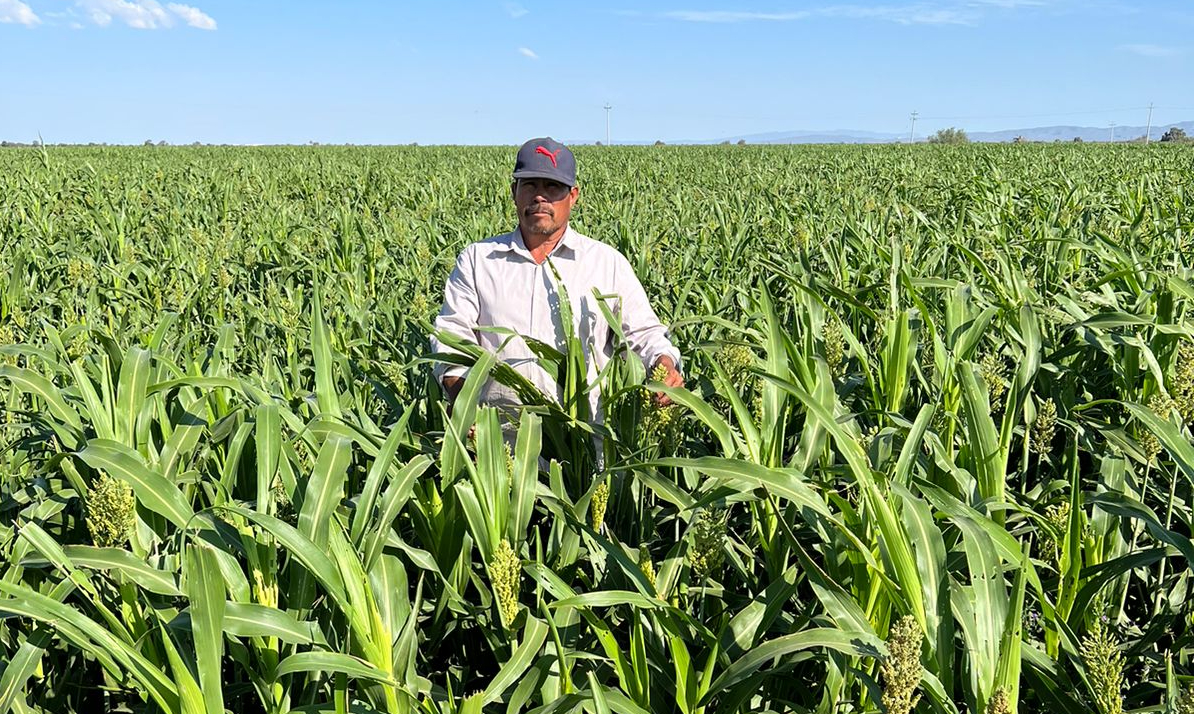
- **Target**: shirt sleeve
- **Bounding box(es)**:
[613,253,682,375]
[430,246,480,383]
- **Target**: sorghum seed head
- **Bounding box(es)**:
[880,615,923,714]
[504,441,515,490]
[272,477,296,525]
[750,389,764,429]
[986,687,1013,714]
[379,360,409,399]
[1032,398,1058,455]
[1175,682,1194,714]
[0,324,16,365]
[1173,342,1194,423]
[86,474,136,549]
[637,544,657,593]
[490,539,521,629]
[590,480,609,531]
[1137,428,1160,464]
[641,363,681,441]
[688,509,726,583]
[1080,618,1124,714]
[822,319,846,378]
[1147,393,1173,420]
[860,425,880,451]
[980,352,1007,408]
[1042,501,1070,566]
[715,343,754,385]
[66,258,96,289]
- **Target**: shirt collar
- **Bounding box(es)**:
[501,226,579,261]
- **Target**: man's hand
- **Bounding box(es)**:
[652,356,683,407]
[441,375,477,439]
[442,375,465,415]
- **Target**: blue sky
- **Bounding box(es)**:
[1,0,1191,144]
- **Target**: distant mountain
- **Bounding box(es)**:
[715,120,1194,144]
[968,121,1194,143]
[714,129,901,144]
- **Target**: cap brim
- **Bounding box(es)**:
[512,169,575,186]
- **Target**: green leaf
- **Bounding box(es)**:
[0,364,83,447]
[114,346,151,447]
[0,626,55,714]
[275,652,396,685]
[509,410,542,544]
[957,360,1006,510]
[360,455,433,573]
[479,617,549,705]
[224,603,320,644]
[62,545,182,596]
[0,580,180,713]
[77,439,196,530]
[185,544,225,714]
[1124,402,1194,483]
[255,403,282,514]
[297,435,352,549]
[702,628,883,704]
[652,384,737,457]
[350,409,415,545]
[551,591,668,610]
[992,545,1028,710]
[220,505,348,611]
[311,285,343,419]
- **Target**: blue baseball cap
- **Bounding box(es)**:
[512,137,576,187]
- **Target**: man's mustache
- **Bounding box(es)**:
[525,204,554,216]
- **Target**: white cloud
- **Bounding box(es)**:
[0,0,40,26]
[663,10,811,22]
[968,0,1044,7]
[824,5,973,24]
[74,0,216,29]
[1119,43,1183,58]
[167,3,216,29]
[504,2,528,18]
[660,2,1047,26]
[78,0,171,28]
[518,46,539,59]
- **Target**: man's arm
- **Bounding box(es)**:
[650,354,684,407]
[442,375,465,406]
[612,255,684,405]
[431,246,481,409]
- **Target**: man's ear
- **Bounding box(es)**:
[511,181,518,201]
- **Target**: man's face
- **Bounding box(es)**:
[512,178,579,237]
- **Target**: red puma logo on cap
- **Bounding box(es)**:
[535,146,561,167]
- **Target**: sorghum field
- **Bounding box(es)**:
[1,144,1193,714]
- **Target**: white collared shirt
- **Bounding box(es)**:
[431,226,681,419]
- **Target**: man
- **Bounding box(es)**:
[431,137,683,423]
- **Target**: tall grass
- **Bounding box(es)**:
[1,143,1193,713]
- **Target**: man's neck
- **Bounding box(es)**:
[520,225,568,265]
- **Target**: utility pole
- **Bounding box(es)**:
[909,111,918,144]
[1145,102,1154,144]
[603,104,612,146]
[1108,122,1116,143]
